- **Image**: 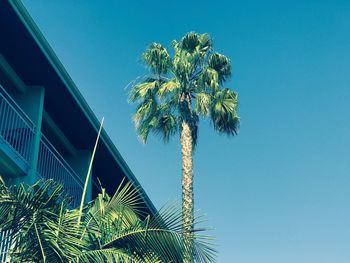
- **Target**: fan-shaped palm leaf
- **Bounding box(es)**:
[208,53,231,84]
[142,43,171,76]
[210,89,240,135]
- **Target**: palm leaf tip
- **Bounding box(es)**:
[195,92,211,117]
[136,115,159,144]
[129,80,158,103]
[180,32,201,53]
[211,89,240,136]
[208,53,232,83]
[179,32,213,54]
[198,33,212,53]
[157,79,180,98]
[156,114,178,143]
[142,43,171,75]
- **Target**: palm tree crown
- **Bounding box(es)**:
[129,32,240,145]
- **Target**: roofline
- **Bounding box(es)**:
[9,0,157,215]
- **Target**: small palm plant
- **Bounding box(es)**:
[129,32,239,262]
[0,176,215,262]
[0,178,84,262]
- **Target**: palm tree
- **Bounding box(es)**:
[0,176,215,262]
[129,32,239,262]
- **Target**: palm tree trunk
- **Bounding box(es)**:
[181,120,194,263]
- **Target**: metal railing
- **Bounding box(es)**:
[0,85,84,260]
[37,134,84,207]
[0,84,84,207]
[0,85,35,168]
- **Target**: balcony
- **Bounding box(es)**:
[0,86,35,173]
[0,84,85,261]
[0,85,84,205]
[37,135,83,207]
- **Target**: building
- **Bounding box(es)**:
[0,1,155,217]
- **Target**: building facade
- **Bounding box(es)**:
[0,1,155,260]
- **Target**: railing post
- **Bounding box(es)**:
[11,86,45,185]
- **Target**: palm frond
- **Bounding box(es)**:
[210,89,240,135]
[200,67,219,91]
[208,53,232,84]
[179,32,201,54]
[197,33,213,55]
[195,92,211,117]
[101,204,216,263]
[77,248,140,263]
[142,43,171,76]
[155,113,178,143]
[0,179,66,234]
[134,98,157,126]
[129,79,159,103]
[0,177,13,227]
[157,78,180,98]
[85,179,145,224]
[136,115,159,143]
[135,103,179,144]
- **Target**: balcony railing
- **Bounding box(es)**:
[0,84,83,204]
[0,85,85,261]
[0,85,35,169]
[37,134,84,207]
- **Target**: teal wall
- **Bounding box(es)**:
[67,150,92,203]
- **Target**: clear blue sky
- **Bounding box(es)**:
[23,1,350,262]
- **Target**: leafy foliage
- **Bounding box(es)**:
[129,32,240,146]
[0,178,84,262]
[0,177,216,262]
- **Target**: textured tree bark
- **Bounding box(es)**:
[181,120,194,263]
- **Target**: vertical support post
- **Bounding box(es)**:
[12,86,45,185]
[67,150,92,202]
